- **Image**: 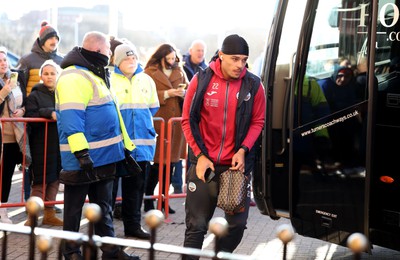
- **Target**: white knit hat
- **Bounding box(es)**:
[39,59,61,77]
[114,43,138,67]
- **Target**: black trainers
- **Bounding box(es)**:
[125,226,151,240]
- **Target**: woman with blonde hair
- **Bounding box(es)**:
[0,46,30,223]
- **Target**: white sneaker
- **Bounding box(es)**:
[0,208,13,224]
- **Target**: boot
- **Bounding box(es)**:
[42,208,63,226]
[144,200,155,212]
[161,202,175,214]
[0,208,12,224]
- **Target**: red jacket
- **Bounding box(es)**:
[182,59,266,165]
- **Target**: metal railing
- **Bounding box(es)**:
[0,117,167,210]
[1,197,258,260]
[0,117,61,208]
[0,197,369,260]
[0,117,371,260]
[163,117,186,220]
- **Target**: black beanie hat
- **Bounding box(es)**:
[221,34,249,56]
[39,21,60,46]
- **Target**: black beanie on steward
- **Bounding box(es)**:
[220,34,249,56]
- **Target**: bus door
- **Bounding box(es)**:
[253,0,309,219]
[289,0,371,246]
[368,0,400,251]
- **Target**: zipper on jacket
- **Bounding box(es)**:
[216,82,229,164]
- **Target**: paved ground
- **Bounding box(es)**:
[1,170,400,259]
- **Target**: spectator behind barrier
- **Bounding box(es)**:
[0,46,29,224]
[144,43,189,214]
[17,21,63,96]
[25,59,63,226]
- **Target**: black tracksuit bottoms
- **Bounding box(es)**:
[183,164,251,259]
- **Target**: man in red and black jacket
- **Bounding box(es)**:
[181,34,266,258]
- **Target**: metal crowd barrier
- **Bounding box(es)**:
[0,197,369,260]
[162,117,186,220]
[143,116,188,221]
[0,197,258,260]
[0,117,61,208]
[0,118,371,259]
[0,117,167,210]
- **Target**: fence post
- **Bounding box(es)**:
[26,196,45,260]
[276,224,295,260]
[1,228,7,259]
[347,232,368,260]
[37,235,52,260]
[82,203,102,259]
[208,217,229,259]
[164,117,182,220]
[152,117,165,212]
[145,209,165,260]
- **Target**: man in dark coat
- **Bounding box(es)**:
[182,39,208,81]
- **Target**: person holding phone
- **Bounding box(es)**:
[144,43,188,214]
[9,72,18,88]
[181,35,266,258]
[0,46,29,224]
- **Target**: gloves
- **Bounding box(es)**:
[74,149,94,172]
[124,149,142,174]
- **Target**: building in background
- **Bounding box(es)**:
[0,2,272,80]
